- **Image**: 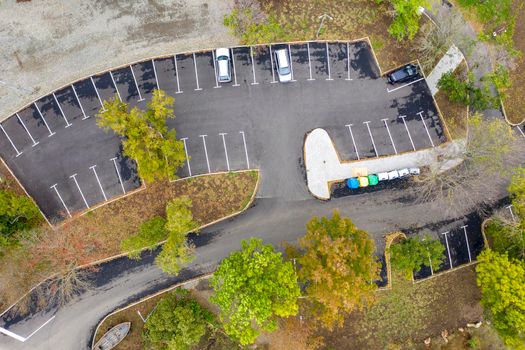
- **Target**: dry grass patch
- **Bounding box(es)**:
[320,265,484,349]
[0,171,259,312]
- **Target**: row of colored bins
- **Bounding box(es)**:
[346,174,379,189]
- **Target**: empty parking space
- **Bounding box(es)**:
[153,57,180,94]
[252,45,274,84]
[288,43,311,81]
[54,86,86,123]
[174,53,199,92]
[111,66,142,104]
[73,79,104,118]
[327,42,348,80]
[91,72,120,104]
[231,46,256,86]
[349,40,381,79]
[308,42,329,80]
[134,60,158,97]
[193,51,217,90]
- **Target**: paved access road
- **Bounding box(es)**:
[0,40,446,222]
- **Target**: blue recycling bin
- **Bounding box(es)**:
[346,178,359,189]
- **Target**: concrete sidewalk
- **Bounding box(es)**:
[426,45,465,96]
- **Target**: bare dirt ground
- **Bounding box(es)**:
[0,0,237,121]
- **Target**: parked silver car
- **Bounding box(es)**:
[274,48,292,83]
[215,48,232,83]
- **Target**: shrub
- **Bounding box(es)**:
[389,234,445,279]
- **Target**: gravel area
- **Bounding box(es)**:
[0,0,237,121]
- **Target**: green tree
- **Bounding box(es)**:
[389,234,445,279]
[96,89,186,183]
[142,290,215,350]
[476,249,525,348]
[210,238,300,345]
[387,0,429,41]
[121,217,167,259]
[0,190,40,248]
[155,196,198,275]
[297,210,380,330]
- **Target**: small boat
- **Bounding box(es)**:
[93,322,131,350]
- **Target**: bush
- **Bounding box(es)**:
[142,290,216,350]
[387,0,429,41]
[437,71,498,110]
[121,217,167,259]
[389,234,445,279]
[0,190,40,248]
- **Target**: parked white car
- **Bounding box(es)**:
[274,48,292,83]
[215,48,232,83]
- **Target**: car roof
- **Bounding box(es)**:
[276,49,289,66]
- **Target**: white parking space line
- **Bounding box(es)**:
[250,47,259,85]
[192,53,202,91]
[417,111,435,147]
[199,134,211,173]
[70,173,89,209]
[71,84,89,120]
[288,44,296,82]
[34,103,55,137]
[269,46,277,83]
[90,77,106,111]
[152,59,160,89]
[16,113,38,147]
[52,93,72,128]
[345,124,360,160]
[219,132,230,171]
[180,138,192,176]
[441,231,453,269]
[387,77,425,93]
[346,42,352,81]
[90,165,107,201]
[240,131,250,168]
[0,124,22,157]
[307,42,314,81]
[381,118,398,154]
[110,157,126,194]
[129,65,145,102]
[363,121,378,156]
[398,115,416,151]
[109,71,123,101]
[211,51,221,89]
[173,55,183,94]
[461,225,472,263]
[50,183,71,217]
[326,42,333,81]
[231,49,239,87]
[516,125,525,138]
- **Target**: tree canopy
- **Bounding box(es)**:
[0,190,40,248]
[142,290,215,350]
[386,0,429,41]
[96,89,186,183]
[297,210,380,330]
[155,196,197,275]
[476,249,525,348]
[389,234,446,279]
[121,216,167,259]
[210,238,300,345]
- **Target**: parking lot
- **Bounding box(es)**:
[413,215,485,280]
[0,40,446,222]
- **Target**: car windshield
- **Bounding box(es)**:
[217,55,228,61]
[279,65,290,75]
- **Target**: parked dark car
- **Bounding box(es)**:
[387,64,419,84]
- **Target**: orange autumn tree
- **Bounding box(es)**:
[297,210,380,329]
